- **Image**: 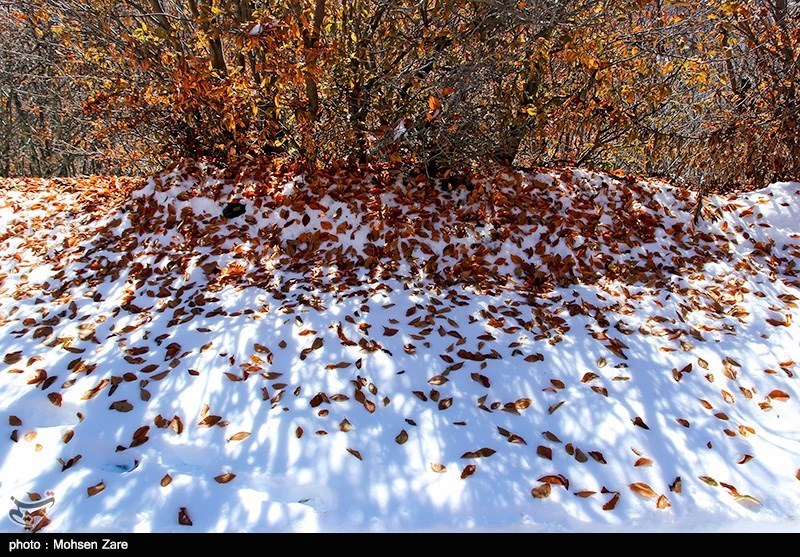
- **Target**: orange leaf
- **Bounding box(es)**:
[656,494,671,509]
[161,474,172,487]
[87,481,105,497]
[768,390,790,401]
[629,482,657,498]
[214,473,236,484]
[603,492,620,511]
[531,483,552,499]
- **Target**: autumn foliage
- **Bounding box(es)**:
[1,1,798,188]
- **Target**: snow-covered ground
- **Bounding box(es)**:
[0,163,798,533]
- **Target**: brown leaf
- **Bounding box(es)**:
[603,492,620,511]
[632,416,649,429]
[431,463,447,473]
[214,473,236,484]
[460,464,476,479]
[768,390,790,401]
[198,415,222,427]
[536,446,552,460]
[363,400,376,413]
[531,483,552,499]
[634,457,653,467]
[109,400,133,413]
[8,415,22,426]
[550,379,565,389]
[462,447,496,459]
[412,390,428,401]
[3,351,22,365]
[542,431,561,443]
[428,375,448,386]
[675,418,690,427]
[629,482,658,498]
[538,474,569,489]
[161,474,172,487]
[589,451,607,464]
[574,490,596,498]
[657,494,671,509]
[581,372,599,383]
[228,432,250,442]
[87,481,105,497]
[508,434,527,445]
[383,327,399,337]
[738,454,754,464]
[61,430,74,444]
[178,507,192,526]
[548,401,565,414]
[699,476,718,486]
[339,419,353,432]
[669,477,682,493]
[515,398,532,410]
[295,427,303,438]
[574,449,588,463]
[346,448,362,460]
[395,430,408,445]
[437,397,453,411]
[172,416,184,435]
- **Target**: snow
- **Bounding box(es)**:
[0,165,799,533]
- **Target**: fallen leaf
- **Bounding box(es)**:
[548,401,565,414]
[589,451,607,464]
[699,476,719,486]
[347,448,362,460]
[178,507,192,526]
[9,416,21,426]
[61,430,74,444]
[161,474,172,487]
[581,372,599,383]
[538,474,569,489]
[461,464,476,479]
[542,431,561,443]
[515,398,532,410]
[110,400,133,413]
[603,492,620,511]
[738,454,754,464]
[228,432,250,442]
[657,494,671,509]
[574,490,596,498]
[395,430,408,445]
[198,415,222,427]
[87,481,105,497]
[536,446,552,460]
[531,484,552,499]
[635,457,653,467]
[676,418,690,427]
[768,390,790,401]
[431,463,446,473]
[214,473,236,484]
[339,419,353,432]
[632,416,649,429]
[295,427,303,438]
[629,482,658,498]
[363,400,376,413]
[438,398,453,411]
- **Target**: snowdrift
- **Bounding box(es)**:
[0,162,799,532]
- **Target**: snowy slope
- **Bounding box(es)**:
[0,163,798,533]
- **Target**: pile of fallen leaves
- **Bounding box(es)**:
[2,161,799,531]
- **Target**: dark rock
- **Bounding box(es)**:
[223,202,246,219]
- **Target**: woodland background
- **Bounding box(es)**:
[1,0,798,189]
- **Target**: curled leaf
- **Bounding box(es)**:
[214,473,236,484]
[531,483,552,499]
